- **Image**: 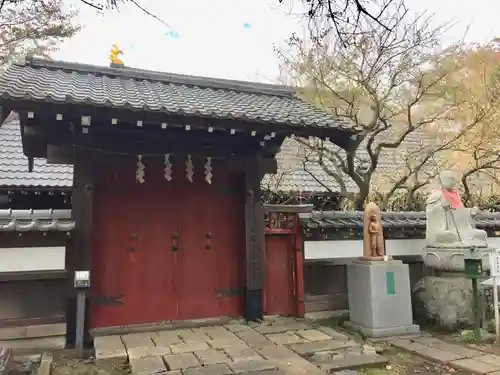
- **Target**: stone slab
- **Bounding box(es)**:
[228,359,277,374]
[256,344,326,375]
[474,354,500,367]
[388,339,427,352]
[295,329,331,342]
[235,330,271,349]
[26,324,65,339]
[252,372,287,375]
[315,326,350,342]
[194,348,231,365]
[36,352,53,375]
[176,329,210,343]
[413,336,445,346]
[287,339,357,356]
[266,333,305,345]
[0,327,27,341]
[164,352,200,370]
[121,333,154,348]
[182,363,233,375]
[318,354,389,372]
[431,342,483,358]
[0,337,64,355]
[195,326,237,341]
[170,341,209,353]
[254,323,311,335]
[94,336,127,363]
[450,358,500,375]
[207,338,248,349]
[0,348,12,375]
[154,331,183,346]
[127,345,171,359]
[224,346,263,362]
[224,324,253,333]
[129,356,166,375]
[415,347,464,364]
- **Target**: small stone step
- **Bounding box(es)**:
[0,337,64,355]
[318,353,389,372]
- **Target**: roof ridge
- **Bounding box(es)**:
[19,56,296,98]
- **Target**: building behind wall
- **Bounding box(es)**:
[0,112,73,330]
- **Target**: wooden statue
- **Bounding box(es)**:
[363,202,385,259]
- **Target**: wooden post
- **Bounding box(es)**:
[294,215,305,317]
[244,157,265,321]
[66,151,94,348]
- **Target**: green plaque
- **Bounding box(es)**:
[386,271,395,295]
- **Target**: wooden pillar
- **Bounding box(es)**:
[66,151,94,348]
[294,215,306,317]
[244,157,265,321]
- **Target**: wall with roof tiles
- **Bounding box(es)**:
[304,237,500,262]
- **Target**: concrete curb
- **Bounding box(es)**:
[37,352,53,375]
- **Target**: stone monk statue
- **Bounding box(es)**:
[425,170,487,247]
[363,202,385,258]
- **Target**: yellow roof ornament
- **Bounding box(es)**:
[109,44,124,66]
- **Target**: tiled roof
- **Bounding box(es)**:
[0,58,354,132]
[0,209,74,231]
[0,113,73,188]
[300,211,500,230]
[263,127,437,194]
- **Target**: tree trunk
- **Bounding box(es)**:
[354,186,369,210]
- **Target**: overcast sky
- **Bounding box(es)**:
[54,0,500,83]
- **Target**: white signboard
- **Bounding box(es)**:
[488,249,500,342]
[490,251,500,277]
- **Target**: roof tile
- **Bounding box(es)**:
[0,114,73,187]
[0,209,74,231]
[300,210,500,230]
[0,58,353,131]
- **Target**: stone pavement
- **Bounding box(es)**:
[390,336,500,374]
[94,318,387,375]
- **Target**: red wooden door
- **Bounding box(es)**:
[91,165,178,328]
[175,162,244,319]
[91,160,245,327]
[205,168,245,317]
[264,235,296,316]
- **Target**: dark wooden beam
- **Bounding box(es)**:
[8,100,357,150]
[244,156,265,321]
[66,150,94,349]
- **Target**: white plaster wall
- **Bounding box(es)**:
[0,247,65,272]
[304,237,500,262]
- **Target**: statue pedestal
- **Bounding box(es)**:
[413,275,475,330]
[413,246,492,330]
[423,245,491,272]
[345,259,420,337]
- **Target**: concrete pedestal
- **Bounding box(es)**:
[345,259,420,337]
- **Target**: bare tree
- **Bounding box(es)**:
[0,0,80,67]
[277,1,498,209]
[63,0,399,47]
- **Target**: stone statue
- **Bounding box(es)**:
[425,170,487,247]
[363,202,385,258]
